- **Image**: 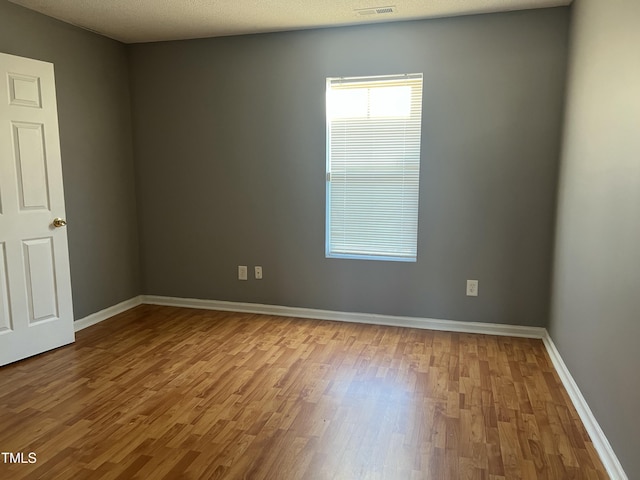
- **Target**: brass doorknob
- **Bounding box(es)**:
[53,218,67,228]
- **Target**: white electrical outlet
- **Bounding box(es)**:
[466,279,479,296]
[255,266,263,280]
[238,265,248,281]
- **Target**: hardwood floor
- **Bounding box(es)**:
[0,305,607,479]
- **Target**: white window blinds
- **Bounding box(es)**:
[326,73,423,261]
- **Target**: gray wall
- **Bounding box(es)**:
[129,8,569,326]
[0,0,141,318]
[549,0,640,477]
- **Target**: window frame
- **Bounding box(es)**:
[325,73,424,263]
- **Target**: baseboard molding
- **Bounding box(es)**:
[74,296,143,332]
[542,332,628,480]
[141,295,546,339]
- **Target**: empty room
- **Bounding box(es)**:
[0,0,637,478]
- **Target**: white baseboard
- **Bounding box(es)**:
[73,294,626,479]
[141,295,546,338]
[74,296,143,332]
[542,333,628,480]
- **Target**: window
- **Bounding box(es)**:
[325,73,424,262]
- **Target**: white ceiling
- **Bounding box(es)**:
[9,0,572,44]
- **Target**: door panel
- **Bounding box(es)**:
[0,52,74,366]
[8,73,42,108]
[13,122,50,210]
[0,243,11,333]
[23,237,58,324]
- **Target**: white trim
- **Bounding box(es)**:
[141,295,546,339]
[74,296,143,332]
[542,332,628,480]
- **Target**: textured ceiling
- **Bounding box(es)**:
[9,0,572,44]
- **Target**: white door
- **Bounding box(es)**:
[0,52,74,366]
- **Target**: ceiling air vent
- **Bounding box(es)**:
[355,6,397,16]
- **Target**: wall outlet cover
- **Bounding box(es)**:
[467,279,479,296]
[238,265,248,281]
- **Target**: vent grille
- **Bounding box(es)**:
[355,6,397,16]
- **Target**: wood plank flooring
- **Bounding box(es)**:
[0,305,608,479]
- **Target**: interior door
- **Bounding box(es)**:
[0,52,74,366]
